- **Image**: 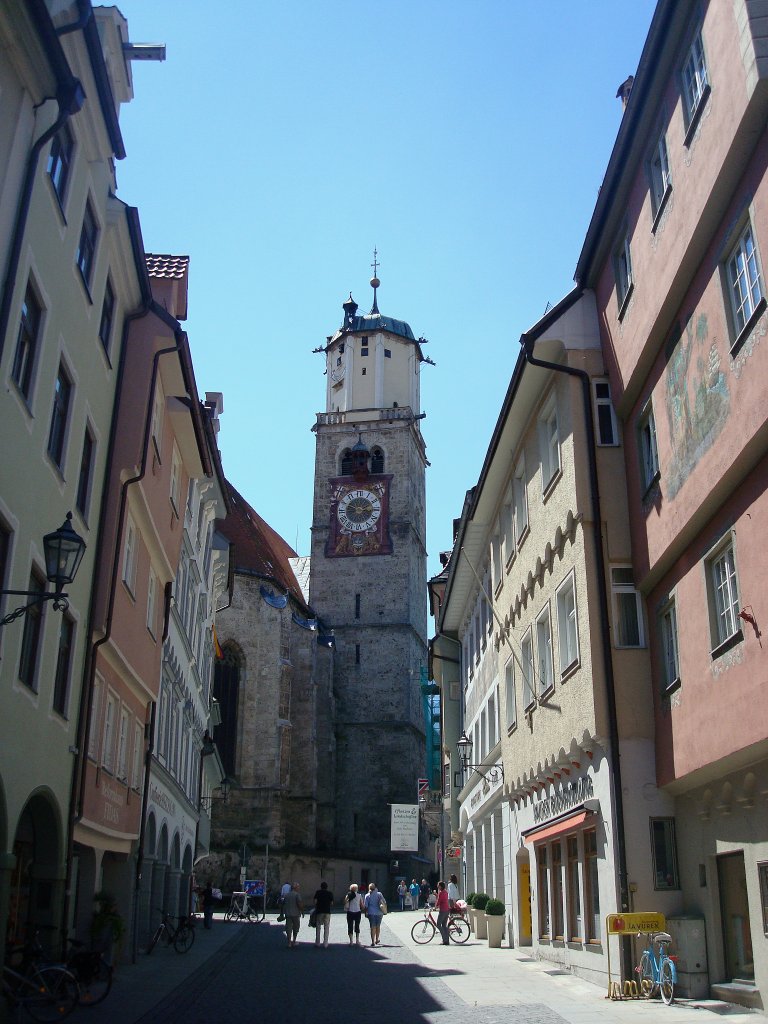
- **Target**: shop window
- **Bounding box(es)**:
[612,567,644,647]
[567,836,582,939]
[538,846,550,938]
[552,841,564,939]
[584,829,600,941]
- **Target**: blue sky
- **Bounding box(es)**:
[114,0,657,583]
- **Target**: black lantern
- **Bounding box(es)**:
[43,513,87,593]
[456,730,504,784]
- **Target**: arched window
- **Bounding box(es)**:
[340,449,354,475]
[213,643,242,778]
[371,447,385,473]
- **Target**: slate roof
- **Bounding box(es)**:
[145,254,190,279]
[218,481,309,612]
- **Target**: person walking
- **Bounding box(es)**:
[282,882,303,948]
[409,879,420,911]
[397,879,407,911]
[419,878,430,909]
[313,881,334,948]
[447,873,460,909]
[278,879,291,921]
[202,882,215,929]
[436,881,450,945]
[344,883,364,944]
[364,883,385,946]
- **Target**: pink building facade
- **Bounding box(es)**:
[577,0,768,1007]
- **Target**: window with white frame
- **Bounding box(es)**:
[726,222,765,341]
[501,496,514,565]
[491,534,502,589]
[117,707,130,781]
[556,573,579,674]
[11,281,43,403]
[513,457,528,540]
[170,444,181,514]
[488,688,498,749]
[707,539,740,650]
[638,402,659,491]
[593,379,618,446]
[522,631,534,709]
[480,595,488,651]
[480,707,487,760]
[147,569,157,637]
[131,721,143,790]
[614,233,633,313]
[612,567,645,647]
[538,400,560,492]
[88,676,103,759]
[474,614,481,665]
[151,384,164,459]
[47,124,74,207]
[681,29,709,128]
[76,198,98,287]
[468,630,475,679]
[504,655,516,729]
[122,515,138,594]
[659,598,680,689]
[651,817,680,889]
[649,131,672,221]
[103,692,117,772]
[536,605,554,696]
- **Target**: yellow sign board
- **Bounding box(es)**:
[606,912,665,935]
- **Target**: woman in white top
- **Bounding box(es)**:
[447,874,460,909]
[344,883,364,945]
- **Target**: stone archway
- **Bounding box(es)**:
[149,823,169,938]
[137,813,157,947]
[515,845,533,946]
[8,790,64,944]
[180,844,193,917]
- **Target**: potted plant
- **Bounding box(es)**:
[466,892,477,933]
[471,892,489,939]
[484,897,505,948]
[91,890,125,965]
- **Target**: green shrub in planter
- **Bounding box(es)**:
[485,898,505,916]
[466,892,477,906]
[472,892,489,911]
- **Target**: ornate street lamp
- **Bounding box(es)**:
[456,730,504,784]
[200,776,231,811]
[0,513,86,628]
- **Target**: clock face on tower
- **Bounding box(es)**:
[326,476,393,557]
[338,489,380,532]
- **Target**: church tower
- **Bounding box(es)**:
[309,262,429,865]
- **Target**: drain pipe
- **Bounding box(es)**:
[521,331,631,953]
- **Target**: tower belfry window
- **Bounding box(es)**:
[371,447,385,473]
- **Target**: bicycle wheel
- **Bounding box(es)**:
[25,966,79,1022]
[410,918,436,944]
[638,951,655,997]
[224,906,237,922]
[249,905,265,923]
[73,955,112,1006]
[659,959,674,1005]
[146,925,164,955]
[173,926,195,953]
[448,917,470,944]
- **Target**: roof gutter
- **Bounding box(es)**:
[520,313,631,942]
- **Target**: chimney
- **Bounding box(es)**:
[616,75,634,110]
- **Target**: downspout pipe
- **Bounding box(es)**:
[521,335,631,931]
[0,80,83,366]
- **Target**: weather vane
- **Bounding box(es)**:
[370,247,380,314]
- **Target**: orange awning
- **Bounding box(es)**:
[523,810,590,844]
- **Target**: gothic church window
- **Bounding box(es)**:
[213,642,243,778]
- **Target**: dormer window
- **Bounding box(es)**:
[384,349,392,358]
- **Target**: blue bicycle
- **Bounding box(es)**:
[636,931,677,1005]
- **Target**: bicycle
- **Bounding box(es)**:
[410,908,470,944]
[65,940,113,1006]
[636,931,677,1005]
[146,910,195,954]
[225,892,265,923]
[2,954,79,1021]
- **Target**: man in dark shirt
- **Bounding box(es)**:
[420,879,430,909]
[313,881,334,948]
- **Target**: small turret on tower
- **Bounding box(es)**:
[342,293,358,329]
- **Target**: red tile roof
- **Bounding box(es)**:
[219,481,309,612]
[145,253,189,279]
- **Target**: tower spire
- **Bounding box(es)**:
[370,247,380,314]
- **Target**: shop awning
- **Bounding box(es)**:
[522,809,590,844]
